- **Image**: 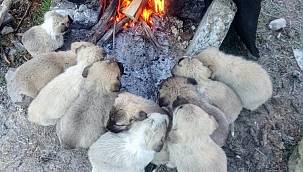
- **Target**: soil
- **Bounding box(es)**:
[1,0,303,171]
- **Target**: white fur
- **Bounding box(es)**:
[88,113,169,172]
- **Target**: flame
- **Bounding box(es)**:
[114,0,165,27]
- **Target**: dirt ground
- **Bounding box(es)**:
[1,0,303,171]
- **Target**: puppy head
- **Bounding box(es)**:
[196,47,221,71]
[169,103,218,143]
[71,41,95,52]
[82,60,122,92]
[44,11,72,34]
[130,113,169,152]
[172,57,211,82]
[75,45,104,64]
[158,77,198,108]
[106,93,159,133]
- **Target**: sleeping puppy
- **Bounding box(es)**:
[158,77,229,147]
[88,112,169,172]
[172,57,242,124]
[167,100,227,172]
[22,11,72,56]
[28,44,103,126]
[5,42,94,104]
[106,92,165,133]
[56,60,122,149]
[197,47,273,110]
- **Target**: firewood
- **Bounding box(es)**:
[89,0,119,43]
[0,0,13,27]
[99,17,130,43]
[141,19,161,48]
[122,0,147,21]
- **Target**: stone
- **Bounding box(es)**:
[269,18,287,31]
[1,26,13,35]
[51,0,99,29]
[289,139,303,172]
[186,0,237,56]
[293,48,303,71]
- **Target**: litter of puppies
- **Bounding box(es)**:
[5,11,273,172]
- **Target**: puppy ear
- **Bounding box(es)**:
[177,57,185,65]
[116,62,124,75]
[172,96,189,110]
[110,82,121,92]
[75,45,86,54]
[135,111,148,121]
[158,97,169,107]
[82,64,93,78]
[187,78,198,85]
[67,15,73,23]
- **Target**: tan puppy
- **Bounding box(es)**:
[22,11,72,56]
[5,42,94,104]
[88,113,169,172]
[56,60,123,149]
[167,102,227,172]
[106,92,165,133]
[158,77,229,147]
[172,57,242,124]
[28,44,103,126]
[197,47,273,110]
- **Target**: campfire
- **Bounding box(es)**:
[89,0,165,44]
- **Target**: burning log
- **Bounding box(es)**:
[186,0,237,56]
[122,0,147,21]
[89,0,119,43]
[100,17,130,43]
[0,0,13,27]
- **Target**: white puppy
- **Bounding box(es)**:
[88,113,169,172]
[197,47,273,110]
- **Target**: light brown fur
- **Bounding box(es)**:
[22,11,72,56]
[88,113,169,172]
[56,60,122,149]
[158,77,229,146]
[172,57,243,123]
[28,45,103,126]
[106,92,165,133]
[197,47,273,110]
[167,103,227,172]
[5,42,93,104]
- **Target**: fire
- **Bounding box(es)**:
[115,0,165,26]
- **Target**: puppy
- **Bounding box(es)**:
[167,101,227,172]
[22,11,72,56]
[158,77,229,146]
[88,113,169,172]
[172,57,242,124]
[56,60,122,149]
[5,42,94,104]
[106,92,165,133]
[197,47,273,110]
[28,44,103,126]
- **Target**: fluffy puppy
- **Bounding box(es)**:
[172,57,242,124]
[106,92,165,133]
[88,113,169,172]
[5,42,94,104]
[167,102,227,172]
[28,44,103,126]
[197,47,273,110]
[22,11,72,56]
[158,77,229,147]
[56,60,122,149]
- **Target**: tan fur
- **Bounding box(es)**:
[197,47,273,110]
[22,11,72,56]
[167,104,227,172]
[158,77,229,146]
[88,113,169,172]
[56,60,122,149]
[5,42,93,104]
[172,57,243,123]
[106,92,165,133]
[28,45,103,126]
